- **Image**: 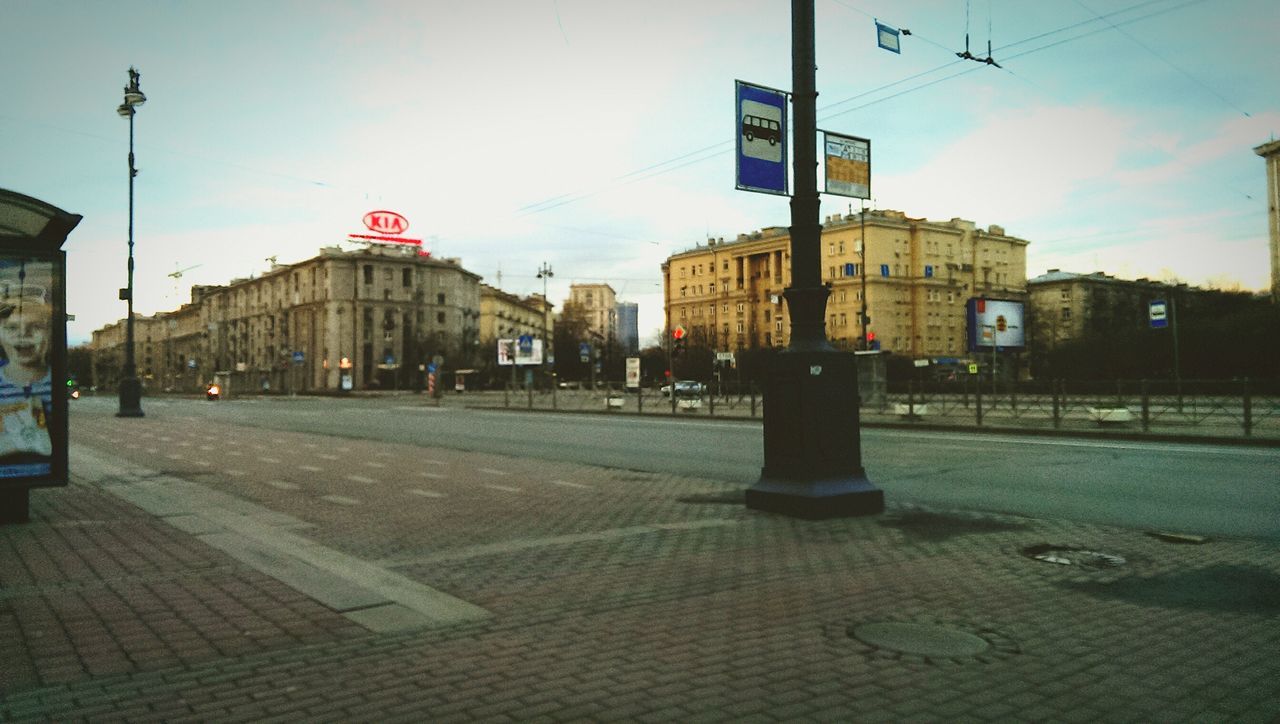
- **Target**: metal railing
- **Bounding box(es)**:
[486,377,1279,440]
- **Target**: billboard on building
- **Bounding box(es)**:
[966,298,1025,351]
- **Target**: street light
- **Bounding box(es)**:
[116,66,146,417]
[537,261,553,387]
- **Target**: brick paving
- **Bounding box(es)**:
[1,408,1279,721]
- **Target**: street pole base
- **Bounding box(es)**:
[0,487,31,524]
[117,377,145,418]
[747,476,884,520]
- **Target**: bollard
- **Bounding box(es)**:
[1141,380,1150,432]
[1243,378,1252,437]
[1051,380,1061,429]
[975,381,983,426]
[751,385,758,418]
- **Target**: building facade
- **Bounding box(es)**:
[661,210,1029,358]
[567,283,618,346]
[479,284,553,353]
[1255,139,1280,303]
[615,302,639,354]
[91,245,482,393]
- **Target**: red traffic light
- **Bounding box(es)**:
[665,370,672,378]
[672,326,686,340]
[866,331,876,342]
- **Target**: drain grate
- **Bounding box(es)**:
[1023,544,1126,569]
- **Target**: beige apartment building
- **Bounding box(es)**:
[662,210,1029,358]
[1027,270,1206,347]
[91,245,482,393]
[479,284,553,349]
[566,283,617,346]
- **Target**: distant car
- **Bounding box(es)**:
[661,380,704,397]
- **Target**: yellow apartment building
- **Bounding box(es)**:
[662,210,1029,358]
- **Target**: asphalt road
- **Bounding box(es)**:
[71,395,1280,540]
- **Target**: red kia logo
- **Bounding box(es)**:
[363,210,409,235]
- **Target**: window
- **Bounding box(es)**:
[438,312,446,324]
[829,266,837,279]
[363,265,373,284]
[764,310,771,322]
[1061,289,1070,301]
[403,268,412,287]
[1061,307,1071,320]
[775,320,782,332]
[437,293,446,305]
[736,303,745,313]
[736,322,744,333]
[384,268,392,281]
[838,241,845,254]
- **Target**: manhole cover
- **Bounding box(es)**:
[1023,544,1125,569]
[849,622,990,658]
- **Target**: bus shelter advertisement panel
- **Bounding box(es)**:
[0,256,65,485]
[966,298,1025,351]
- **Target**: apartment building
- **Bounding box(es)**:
[566,283,618,346]
[480,284,553,348]
[662,210,1029,358]
[91,245,482,392]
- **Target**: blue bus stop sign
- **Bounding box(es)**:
[735,80,788,196]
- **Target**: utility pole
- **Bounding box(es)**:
[537,262,553,389]
[745,0,883,519]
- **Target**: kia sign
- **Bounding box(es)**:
[363,210,409,235]
[348,210,426,252]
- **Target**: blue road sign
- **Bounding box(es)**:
[876,21,902,54]
[427,363,437,374]
[518,334,534,354]
[1149,300,1169,329]
[735,80,788,196]
[292,350,304,363]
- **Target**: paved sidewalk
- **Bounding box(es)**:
[3,434,1280,721]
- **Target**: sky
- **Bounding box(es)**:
[3,0,1278,347]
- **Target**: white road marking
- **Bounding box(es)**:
[421,460,446,466]
[228,451,243,457]
[551,479,592,490]
[199,445,215,451]
[374,451,392,458]
[177,441,192,448]
[300,465,323,472]
[483,484,522,493]
[195,460,212,467]
[322,495,360,506]
[158,436,172,442]
[125,444,140,450]
[347,475,376,484]
[319,454,339,461]
[407,488,445,498]
[266,481,300,491]
[261,457,282,464]
[477,468,508,476]
[166,454,183,461]
[145,448,158,454]
[303,443,319,449]
[418,472,446,479]
[365,461,387,468]
[227,470,247,477]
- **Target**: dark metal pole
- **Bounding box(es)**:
[745,0,882,519]
[117,90,144,417]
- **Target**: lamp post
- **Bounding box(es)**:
[744,0,883,518]
[536,262,553,388]
[116,67,146,417]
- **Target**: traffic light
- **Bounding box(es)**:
[673,336,686,357]
[866,331,875,343]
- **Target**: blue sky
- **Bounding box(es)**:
[3,0,1277,346]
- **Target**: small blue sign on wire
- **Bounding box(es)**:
[876,21,902,54]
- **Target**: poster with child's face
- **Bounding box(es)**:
[0,258,55,479]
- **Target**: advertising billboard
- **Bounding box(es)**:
[822,131,870,199]
[0,256,66,485]
[966,298,1025,351]
[496,338,544,366]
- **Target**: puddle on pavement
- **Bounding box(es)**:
[1065,564,1280,614]
[879,510,1028,542]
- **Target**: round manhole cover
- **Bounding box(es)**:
[850,622,990,658]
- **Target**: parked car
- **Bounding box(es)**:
[661,380,704,397]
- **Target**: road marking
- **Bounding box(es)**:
[177,441,192,448]
[338,447,351,453]
[347,475,376,484]
[126,444,139,450]
[228,451,243,457]
[266,481,300,491]
[300,465,323,472]
[166,454,183,461]
[199,445,215,451]
[145,448,158,454]
[421,460,446,466]
[375,451,392,458]
[261,457,282,464]
[483,484,522,493]
[319,454,339,461]
[883,430,1280,458]
[418,472,446,479]
[158,436,172,442]
[195,460,212,467]
[551,479,592,490]
[227,470,247,477]
[365,461,387,468]
[407,488,445,498]
[477,468,508,476]
[322,495,360,506]
[303,443,319,449]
